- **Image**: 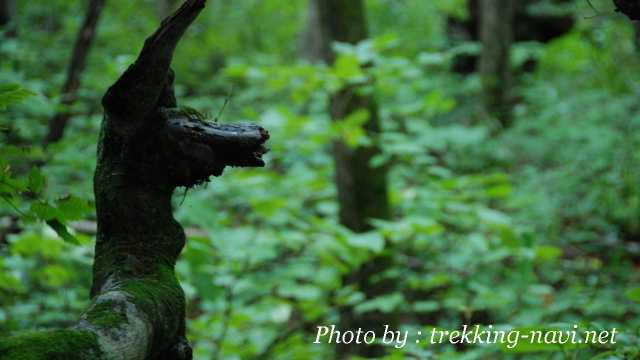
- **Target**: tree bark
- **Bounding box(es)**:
[299,0,328,61]
[0,0,15,37]
[449,0,573,74]
[307,0,392,358]
[0,1,269,359]
[43,0,106,146]
[309,0,390,232]
[479,0,515,128]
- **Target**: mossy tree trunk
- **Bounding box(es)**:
[479,0,515,128]
[307,0,392,358]
[44,0,107,145]
[0,1,269,359]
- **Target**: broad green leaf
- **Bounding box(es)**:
[29,201,59,221]
[333,54,365,82]
[626,287,640,303]
[534,246,563,262]
[278,283,322,301]
[413,301,440,313]
[55,196,93,221]
[347,231,385,253]
[355,293,404,314]
[46,219,79,245]
[0,84,35,110]
[331,109,370,148]
[27,168,45,195]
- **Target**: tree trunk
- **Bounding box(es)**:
[43,0,106,146]
[0,1,270,359]
[0,0,16,37]
[479,0,515,128]
[299,0,328,61]
[307,0,392,358]
[310,0,390,234]
[449,0,573,74]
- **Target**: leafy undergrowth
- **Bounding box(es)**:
[1,1,639,359]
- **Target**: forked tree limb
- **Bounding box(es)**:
[102,0,207,126]
[0,0,270,359]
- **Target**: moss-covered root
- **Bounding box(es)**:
[77,290,153,360]
[0,330,102,360]
[0,277,189,360]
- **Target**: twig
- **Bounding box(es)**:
[214,86,234,122]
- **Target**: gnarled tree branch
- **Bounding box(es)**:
[102,0,207,127]
[0,1,269,359]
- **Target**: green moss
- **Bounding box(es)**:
[85,301,127,328]
[0,330,102,360]
[121,265,183,318]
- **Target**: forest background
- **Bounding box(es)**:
[1,0,640,359]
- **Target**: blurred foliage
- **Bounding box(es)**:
[1,0,640,359]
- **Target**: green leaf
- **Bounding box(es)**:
[413,300,440,313]
[626,287,640,303]
[29,201,59,221]
[435,0,468,19]
[347,231,385,253]
[331,109,371,148]
[278,284,322,301]
[27,168,45,194]
[0,83,35,110]
[355,293,404,314]
[55,195,92,221]
[333,54,365,82]
[46,219,79,245]
[534,246,563,262]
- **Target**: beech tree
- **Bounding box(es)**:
[478,0,515,128]
[0,1,269,358]
[306,0,392,358]
[449,0,574,75]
